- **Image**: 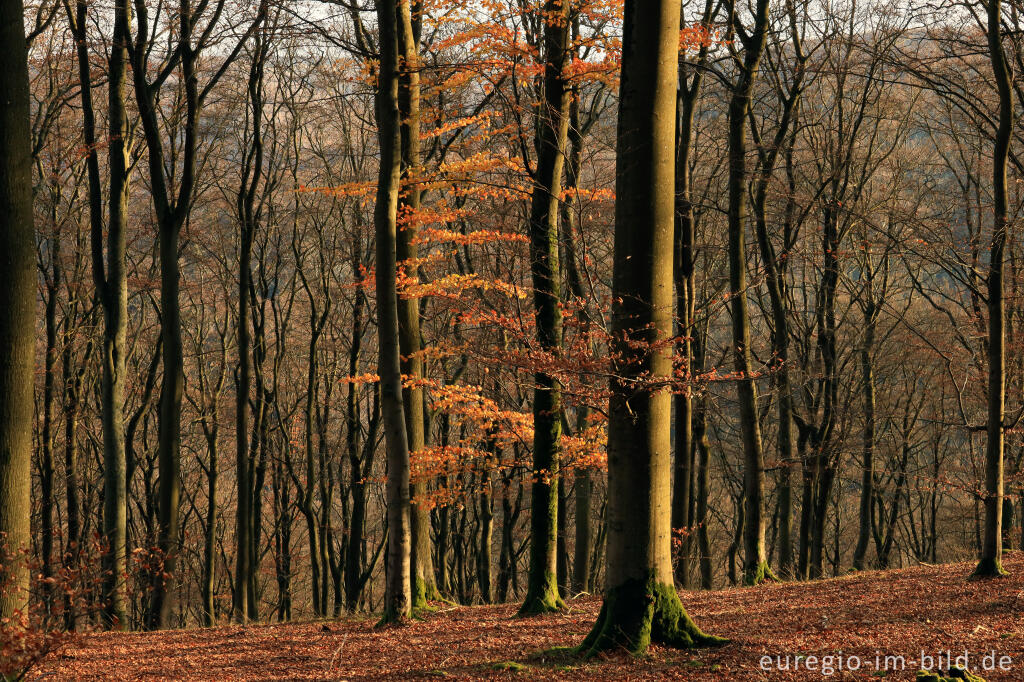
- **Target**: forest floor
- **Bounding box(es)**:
[26,554,1024,680]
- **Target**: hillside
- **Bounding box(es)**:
[26,554,1024,680]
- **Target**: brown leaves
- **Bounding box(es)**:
[30,556,1024,680]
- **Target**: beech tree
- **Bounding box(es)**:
[578,0,722,655]
[126,0,265,628]
[519,0,570,617]
[0,0,35,622]
[976,0,1013,578]
[63,0,133,629]
[376,0,413,624]
[723,0,775,586]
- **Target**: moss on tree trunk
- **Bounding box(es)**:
[743,560,778,586]
[971,556,1007,579]
[579,578,725,657]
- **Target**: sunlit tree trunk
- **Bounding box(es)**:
[579,0,722,655]
[0,0,34,621]
[397,0,440,609]
[561,50,592,596]
[96,0,132,628]
[67,0,130,627]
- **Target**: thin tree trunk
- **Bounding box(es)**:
[853,311,877,570]
[556,475,570,598]
[376,0,413,623]
[672,0,714,591]
[202,428,218,626]
[747,4,803,580]
[694,398,713,589]
[62,317,86,629]
[68,0,131,629]
[725,0,774,586]
[519,0,570,616]
[478,468,494,603]
[976,0,1011,579]
[40,240,59,614]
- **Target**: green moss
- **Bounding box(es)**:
[535,646,577,660]
[743,561,778,586]
[517,571,566,616]
[376,598,411,627]
[492,661,529,673]
[413,575,446,609]
[577,577,727,657]
[916,667,985,682]
[971,557,1008,579]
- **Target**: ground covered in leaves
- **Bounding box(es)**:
[30,555,1024,680]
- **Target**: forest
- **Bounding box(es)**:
[2,0,1024,679]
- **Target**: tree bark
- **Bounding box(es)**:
[579,0,722,655]
[672,0,714,591]
[975,0,1011,579]
[377,0,414,624]
[519,0,570,617]
[0,0,36,621]
[725,0,774,586]
[95,0,132,628]
[853,301,877,570]
[396,0,440,609]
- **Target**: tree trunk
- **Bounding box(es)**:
[519,0,571,617]
[580,0,721,655]
[202,427,218,626]
[853,311,877,570]
[0,0,35,620]
[101,0,131,628]
[747,7,803,580]
[478,468,494,603]
[672,0,714,591]
[61,318,86,629]
[975,0,1011,579]
[572,465,592,594]
[727,493,745,586]
[561,59,593,598]
[726,0,774,586]
[67,0,131,629]
[396,0,439,609]
[40,240,59,615]
[556,475,570,598]
[376,0,413,623]
[694,399,713,589]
